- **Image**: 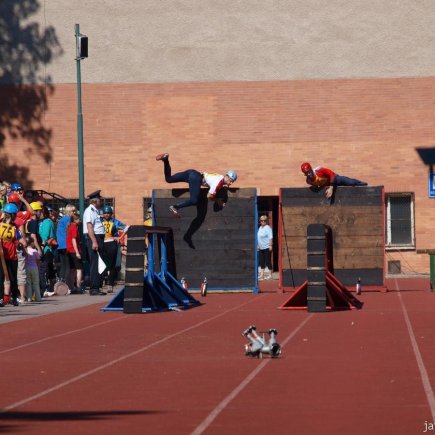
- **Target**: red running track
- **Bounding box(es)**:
[1,288,435,434]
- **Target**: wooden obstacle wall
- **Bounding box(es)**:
[280,186,384,288]
[152,187,257,291]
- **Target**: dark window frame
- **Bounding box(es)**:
[385,192,415,250]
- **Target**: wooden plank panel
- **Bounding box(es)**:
[283,268,384,287]
[334,256,384,269]
[169,241,254,251]
[282,218,382,231]
[282,209,382,228]
[154,187,256,200]
[281,186,383,206]
[275,247,383,270]
[282,206,382,217]
[335,240,384,251]
[176,252,254,267]
[281,257,384,271]
[281,237,383,253]
[334,268,384,287]
[172,229,254,240]
[280,186,384,287]
[153,188,256,290]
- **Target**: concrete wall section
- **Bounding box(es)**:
[8,0,435,84]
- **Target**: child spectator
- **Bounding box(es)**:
[66,211,84,293]
[25,236,41,302]
[0,203,20,306]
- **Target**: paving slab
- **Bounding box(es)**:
[0,284,123,325]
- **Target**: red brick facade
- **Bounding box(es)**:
[2,77,435,273]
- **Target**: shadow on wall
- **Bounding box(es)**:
[0,0,63,185]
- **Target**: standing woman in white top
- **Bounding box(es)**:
[257,215,273,280]
[155,152,237,218]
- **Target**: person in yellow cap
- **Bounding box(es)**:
[24,202,45,298]
[26,202,45,258]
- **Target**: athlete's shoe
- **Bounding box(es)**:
[169,206,181,218]
[155,153,169,161]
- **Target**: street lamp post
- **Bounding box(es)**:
[75,23,88,219]
[75,24,88,276]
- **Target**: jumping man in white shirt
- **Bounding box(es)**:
[156,153,237,217]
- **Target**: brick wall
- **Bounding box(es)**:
[2,77,434,273]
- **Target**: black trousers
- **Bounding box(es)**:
[258,249,272,270]
[57,248,70,282]
[163,160,203,209]
[0,259,18,299]
[86,234,105,291]
[43,250,57,282]
[103,240,118,286]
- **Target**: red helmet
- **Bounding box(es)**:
[7,193,20,204]
[301,162,312,174]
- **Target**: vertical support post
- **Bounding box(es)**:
[75,23,85,221]
[160,234,168,275]
[75,23,87,276]
[146,228,155,285]
[278,191,283,292]
[430,253,435,291]
[254,192,259,293]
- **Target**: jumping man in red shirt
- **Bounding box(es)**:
[301,162,367,199]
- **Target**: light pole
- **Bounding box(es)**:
[75,23,88,218]
[75,24,88,276]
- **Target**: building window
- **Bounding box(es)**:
[385,193,415,249]
[24,190,114,214]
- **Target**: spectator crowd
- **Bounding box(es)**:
[0,182,126,307]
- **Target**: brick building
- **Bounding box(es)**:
[1,1,435,275]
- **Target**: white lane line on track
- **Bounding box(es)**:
[0,317,126,355]
[395,285,435,421]
[0,295,266,413]
[191,313,314,435]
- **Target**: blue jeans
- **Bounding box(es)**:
[164,160,203,209]
[334,175,367,186]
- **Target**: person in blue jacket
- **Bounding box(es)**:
[56,204,77,287]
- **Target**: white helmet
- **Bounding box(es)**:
[226,170,237,182]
